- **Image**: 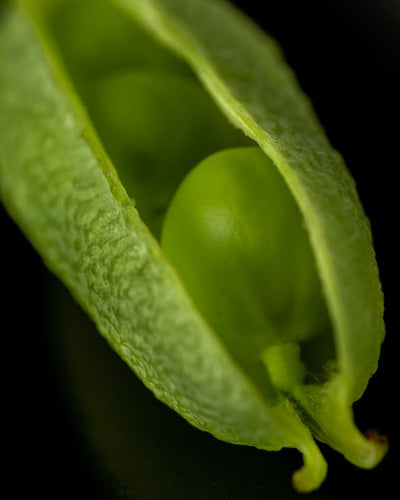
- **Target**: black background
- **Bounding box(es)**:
[2,0,399,498]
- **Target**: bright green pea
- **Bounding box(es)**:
[161,147,332,398]
[85,71,247,236]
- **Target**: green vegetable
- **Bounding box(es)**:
[0,0,387,492]
[161,147,331,399]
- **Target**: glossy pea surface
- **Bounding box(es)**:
[162,147,332,398]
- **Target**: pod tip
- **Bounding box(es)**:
[292,442,328,493]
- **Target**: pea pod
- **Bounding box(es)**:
[0,0,387,492]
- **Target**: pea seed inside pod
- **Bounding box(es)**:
[161,147,334,399]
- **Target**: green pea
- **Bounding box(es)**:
[85,70,247,236]
[161,147,332,397]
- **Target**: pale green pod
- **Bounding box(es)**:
[0,0,387,492]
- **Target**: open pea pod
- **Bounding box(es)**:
[0,0,387,492]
